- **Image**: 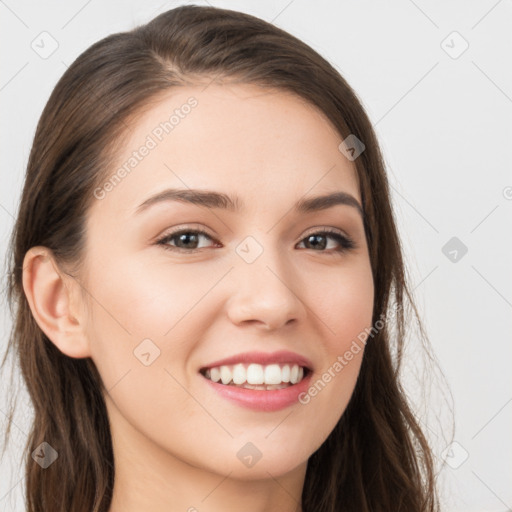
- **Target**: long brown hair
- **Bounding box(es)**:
[2,5,442,511]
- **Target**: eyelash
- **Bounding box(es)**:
[155,227,356,255]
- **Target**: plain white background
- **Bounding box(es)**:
[1,1,511,510]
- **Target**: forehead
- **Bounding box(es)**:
[91,82,361,219]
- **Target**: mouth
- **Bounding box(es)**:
[198,351,314,411]
[199,363,311,390]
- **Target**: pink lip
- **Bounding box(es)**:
[200,350,314,371]
[201,370,313,412]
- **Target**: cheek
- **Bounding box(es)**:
[299,259,373,428]
[83,260,205,440]
[84,256,226,406]
[86,256,208,346]
[312,258,374,349]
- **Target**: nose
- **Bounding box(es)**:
[226,242,306,331]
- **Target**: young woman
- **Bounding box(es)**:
[2,5,440,511]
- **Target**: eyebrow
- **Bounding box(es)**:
[135,188,364,219]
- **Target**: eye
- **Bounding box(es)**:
[156,228,218,253]
[155,227,356,254]
[297,229,356,254]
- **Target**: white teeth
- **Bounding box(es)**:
[202,363,307,386]
[290,364,299,384]
[210,367,221,382]
[232,364,246,385]
[247,363,264,384]
[264,364,282,385]
[220,366,232,385]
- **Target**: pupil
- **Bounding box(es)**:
[178,233,198,248]
[307,234,326,250]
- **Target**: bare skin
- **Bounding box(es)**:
[22,82,374,512]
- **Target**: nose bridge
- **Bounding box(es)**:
[235,231,289,285]
[227,231,304,328]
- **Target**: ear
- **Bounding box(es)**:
[22,246,92,358]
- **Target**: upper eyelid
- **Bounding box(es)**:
[157,225,351,240]
[156,225,215,241]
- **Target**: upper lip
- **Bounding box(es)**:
[200,350,314,371]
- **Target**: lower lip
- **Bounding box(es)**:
[200,371,313,412]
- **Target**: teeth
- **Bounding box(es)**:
[264,364,282,385]
[247,363,264,384]
[220,366,232,385]
[232,364,246,385]
[290,364,299,384]
[210,367,221,383]
[203,363,307,386]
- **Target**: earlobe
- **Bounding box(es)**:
[22,246,92,359]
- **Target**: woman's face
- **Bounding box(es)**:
[81,83,374,480]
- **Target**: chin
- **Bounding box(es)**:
[224,456,308,481]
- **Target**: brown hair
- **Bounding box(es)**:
[2,5,442,511]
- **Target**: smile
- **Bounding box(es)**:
[200,363,309,389]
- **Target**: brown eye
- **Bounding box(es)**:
[156,229,217,252]
[297,230,356,253]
